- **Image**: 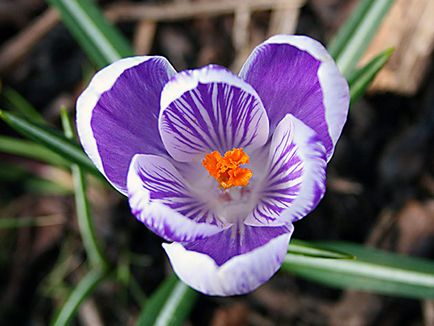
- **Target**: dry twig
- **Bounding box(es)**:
[360,0,434,94]
[106,0,305,22]
[0,8,59,76]
[134,20,157,55]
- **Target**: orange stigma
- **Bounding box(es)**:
[202,148,253,189]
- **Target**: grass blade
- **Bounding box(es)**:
[283,242,434,299]
[0,135,68,167]
[24,176,73,195]
[61,108,108,269]
[288,239,354,259]
[0,215,64,229]
[328,0,374,59]
[348,48,394,104]
[136,275,197,326]
[47,0,133,68]
[51,268,108,326]
[2,87,46,124]
[71,163,107,268]
[335,0,394,77]
[0,162,72,195]
[0,162,26,181]
[0,110,100,177]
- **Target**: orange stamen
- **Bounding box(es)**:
[202,148,253,189]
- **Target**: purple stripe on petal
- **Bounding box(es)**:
[127,154,222,242]
[163,224,293,296]
[240,35,349,161]
[77,56,176,194]
[245,114,327,226]
[159,65,269,162]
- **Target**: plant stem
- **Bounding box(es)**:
[60,108,108,269]
[51,268,109,326]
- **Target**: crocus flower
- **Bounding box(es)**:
[77,35,349,296]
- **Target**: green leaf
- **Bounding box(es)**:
[51,268,108,326]
[0,215,64,229]
[2,87,46,124]
[136,275,197,326]
[49,109,110,326]
[0,110,101,178]
[0,162,26,181]
[24,176,73,195]
[332,0,394,77]
[288,239,354,259]
[348,48,394,104]
[0,161,71,195]
[47,0,133,68]
[328,0,375,59]
[61,108,108,269]
[0,135,69,167]
[283,241,434,299]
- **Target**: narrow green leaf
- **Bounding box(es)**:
[61,108,108,269]
[0,135,69,167]
[48,0,133,68]
[288,239,354,259]
[335,0,394,77]
[0,215,64,229]
[136,275,197,326]
[71,162,108,267]
[51,268,108,326]
[0,159,72,194]
[0,110,100,177]
[2,87,45,124]
[50,109,110,326]
[129,274,148,306]
[283,242,434,299]
[328,0,375,59]
[348,48,394,104]
[0,162,26,181]
[24,176,73,195]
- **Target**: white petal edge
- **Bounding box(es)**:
[127,154,223,242]
[77,56,176,194]
[276,115,327,224]
[245,114,327,226]
[163,224,293,296]
[240,34,350,161]
[161,64,262,111]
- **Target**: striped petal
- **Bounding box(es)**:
[240,35,349,161]
[163,224,293,296]
[77,56,176,194]
[127,154,222,242]
[245,114,327,226]
[159,65,269,162]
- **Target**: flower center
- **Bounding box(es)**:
[202,148,253,189]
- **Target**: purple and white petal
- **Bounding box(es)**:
[245,114,327,226]
[127,154,223,242]
[239,35,349,161]
[77,56,176,194]
[159,65,269,162]
[163,224,293,296]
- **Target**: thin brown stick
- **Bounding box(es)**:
[423,300,434,326]
[268,1,304,36]
[231,0,252,72]
[0,1,305,77]
[0,8,59,76]
[232,0,251,52]
[134,20,157,55]
[106,0,305,23]
[360,0,434,95]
